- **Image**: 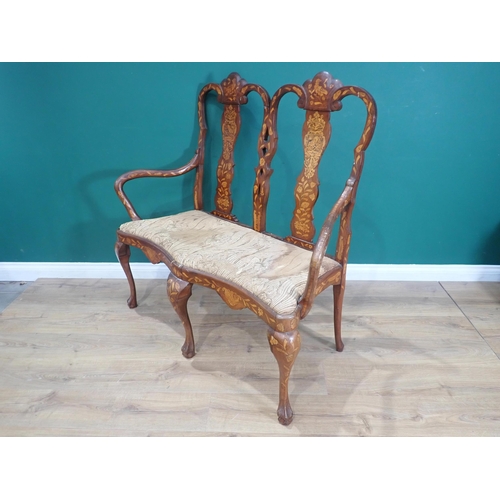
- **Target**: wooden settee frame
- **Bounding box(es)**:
[114,71,377,425]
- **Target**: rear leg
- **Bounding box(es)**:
[333,283,345,352]
[115,240,137,309]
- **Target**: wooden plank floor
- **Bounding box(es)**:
[0,278,499,436]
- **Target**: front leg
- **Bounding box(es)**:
[167,274,195,359]
[268,328,301,425]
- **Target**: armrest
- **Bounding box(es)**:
[114,151,200,220]
[298,180,354,318]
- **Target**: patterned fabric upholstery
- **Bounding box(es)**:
[120,210,340,315]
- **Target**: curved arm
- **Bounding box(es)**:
[114,151,200,220]
[298,182,354,319]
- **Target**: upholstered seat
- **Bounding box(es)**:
[120,210,340,316]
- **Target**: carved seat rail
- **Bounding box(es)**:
[114,71,377,425]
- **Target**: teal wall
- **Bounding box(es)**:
[1,62,499,264]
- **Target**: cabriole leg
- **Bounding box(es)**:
[115,240,137,309]
[333,283,345,352]
[167,274,195,359]
[268,328,301,425]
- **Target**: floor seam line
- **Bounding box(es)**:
[439,281,500,362]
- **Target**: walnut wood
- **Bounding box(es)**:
[167,274,195,359]
[298,186,353,319]
[301,86,376,323]
[298,71,343,112]
[195,83,221,210]
[113,71,377,425]
[253,83,303,233]
[267,328,301,425]
[331,205,354,351]
[114,241,137,309]
[195,73,271,222]
[213,75,245,218]
[284,236,314,250]
[333,284,345,352]
[114,154,200,221]
[298,84,377,320]
[262,75,377,327]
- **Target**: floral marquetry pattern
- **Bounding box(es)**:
[194,73,270,220]
[303,112,328,179]
[299,71,343,111]
[219,73,248,104]
[218,287,246,310]
[214,104,241,216]
[291,110,332,241]
[171,268,301,333]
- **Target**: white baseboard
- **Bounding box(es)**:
[0,263,170,281]
[0,262,499,282]
[346,264,500,281]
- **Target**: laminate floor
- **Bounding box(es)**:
[0,278,499,436]
[0,281,32,312]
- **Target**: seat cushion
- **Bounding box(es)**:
[119,210,340,316]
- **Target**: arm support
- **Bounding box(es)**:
[114,151,200,220]
[298,181,354,318]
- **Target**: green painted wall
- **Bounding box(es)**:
[1,62,499,264]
